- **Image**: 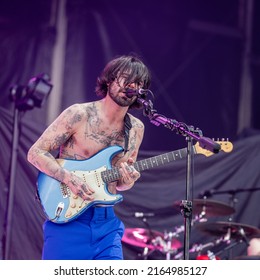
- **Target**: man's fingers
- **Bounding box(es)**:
[120,162,140,183]
[82,184,95,194]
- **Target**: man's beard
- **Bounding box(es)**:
[108,89,135,107]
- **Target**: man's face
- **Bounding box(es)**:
[108,75,141,107]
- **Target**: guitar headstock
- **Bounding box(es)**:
[195,139,233,157]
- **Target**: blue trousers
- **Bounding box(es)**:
[42,206,125,260]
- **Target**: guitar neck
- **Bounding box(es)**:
[101,146,195,183]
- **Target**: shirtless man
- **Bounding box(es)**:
[27,54,151,259]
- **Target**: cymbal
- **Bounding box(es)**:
[122,228,182,251]
[173,199,235,217]
[196,221,260,239]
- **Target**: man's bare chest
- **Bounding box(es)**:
[60,124,125,160]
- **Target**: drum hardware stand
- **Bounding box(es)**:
[192,237,225,260]
[163,231,179,260]
[137,93,221,259]
[214,239,244,259]
[135,215,161,259]
[200,187,260,258]
[138,216,158,244]
[227,190,237,260]
[137,247,155,260]
[201,227,250,260]
[167,213,207,259]
[227,195,237,260]
[171,213,207,239]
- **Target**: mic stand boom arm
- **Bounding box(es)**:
[137,97,221,154]
[137,96,221,260]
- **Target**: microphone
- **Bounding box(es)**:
[199,137,221,154]
[134,212,155,218]
[124,88,148,98]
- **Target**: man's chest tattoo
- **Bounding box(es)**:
[87,130,124,146]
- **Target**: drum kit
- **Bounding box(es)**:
[122,198,260,260]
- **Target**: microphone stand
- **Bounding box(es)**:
[137,95,220,260]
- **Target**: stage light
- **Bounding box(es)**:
[10,73,52,111]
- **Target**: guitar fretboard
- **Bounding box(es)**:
[101,146,196,183]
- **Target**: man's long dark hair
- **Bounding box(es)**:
[95,54,151,109]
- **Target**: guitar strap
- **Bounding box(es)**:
[124,113,132,154]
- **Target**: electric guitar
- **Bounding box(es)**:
[37,140,233,223]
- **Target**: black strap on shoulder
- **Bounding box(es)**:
[124,113,132,154]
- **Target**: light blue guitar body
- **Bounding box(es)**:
[37,145,124,223]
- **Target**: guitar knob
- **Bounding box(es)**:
[65,211,72,218]
[70,202,76,208]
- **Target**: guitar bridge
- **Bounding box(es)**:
[60,183,70,198]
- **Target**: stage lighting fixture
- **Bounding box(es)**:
[10,73,52,111]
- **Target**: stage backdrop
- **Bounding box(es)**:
[0,0,260,259]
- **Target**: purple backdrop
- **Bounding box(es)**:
[0,0,260,260]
